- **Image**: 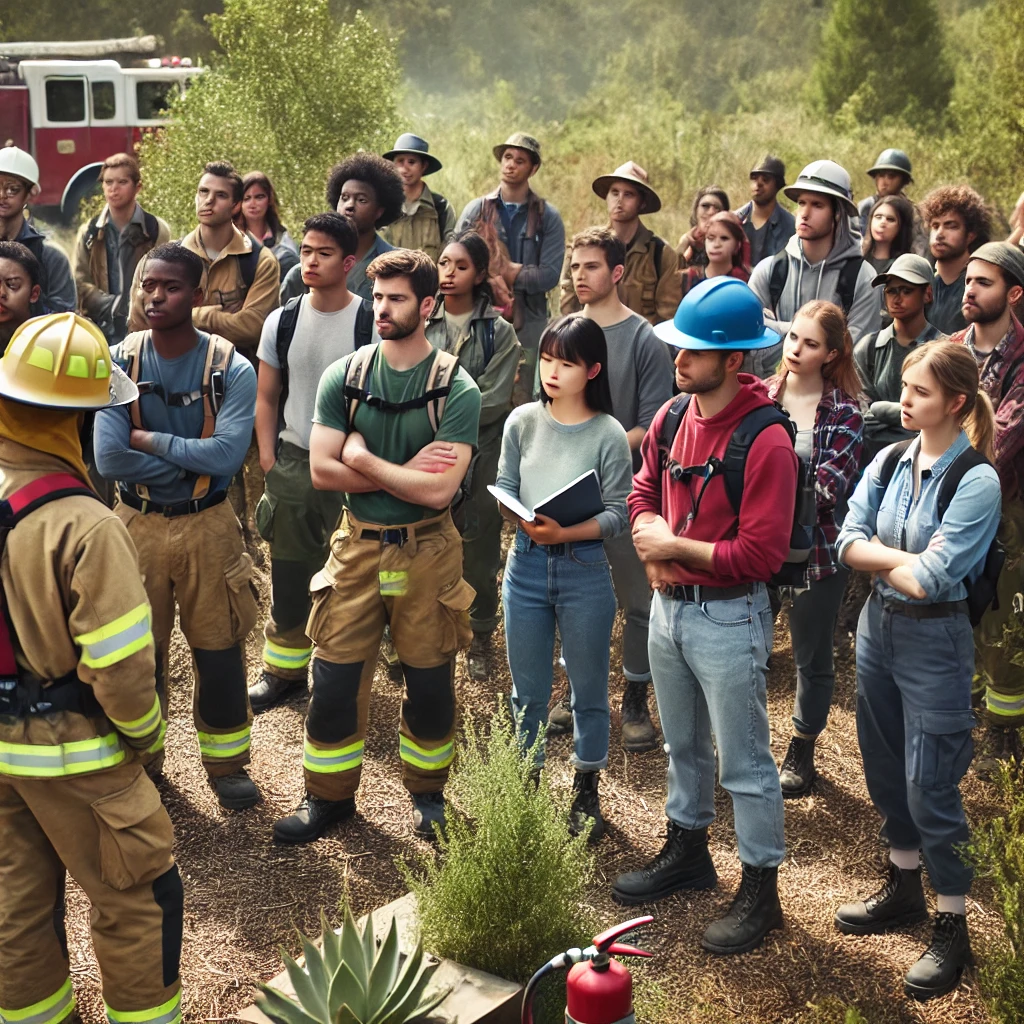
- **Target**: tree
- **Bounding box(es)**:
[808,0,953,127]
[137,0,399,234]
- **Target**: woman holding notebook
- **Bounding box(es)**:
[494,314,632,842]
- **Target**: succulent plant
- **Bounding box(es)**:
[258,904,451,1024]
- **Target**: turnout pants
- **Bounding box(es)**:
[460,427,504,636]
[303,509,474,801]
[255,442,346,680]
[0,763,183,1024]
[116,499,260,778]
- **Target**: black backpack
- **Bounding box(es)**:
[432,191,449,248]
[767,250,863,318]
[877,439,1004,626]
[657,395,816,586]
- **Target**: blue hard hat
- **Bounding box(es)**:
[654,277,780,351]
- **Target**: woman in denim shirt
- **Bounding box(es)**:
[833,341,1001,1001]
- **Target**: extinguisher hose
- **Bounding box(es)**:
[521,948,583,1024]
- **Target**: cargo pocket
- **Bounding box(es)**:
[91,770,174,891]
[225,551,259,642]
[305,571,335,646]
[254,491,276,543]
[910,709,977,790]
[438,578,476,655]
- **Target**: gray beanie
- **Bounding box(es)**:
[970,241,1024,290]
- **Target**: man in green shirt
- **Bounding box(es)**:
[273,249,481,845]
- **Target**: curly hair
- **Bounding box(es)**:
[325,154,404,228]
[919,185,992,250]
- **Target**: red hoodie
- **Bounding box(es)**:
[629,375,798,587]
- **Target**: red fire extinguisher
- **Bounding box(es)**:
[521,915,653,1024]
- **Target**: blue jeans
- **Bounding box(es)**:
[503,531,617,770]
[648,585,785,868]
[855,592,976,895]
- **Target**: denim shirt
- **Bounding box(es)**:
[837,431,1002,603]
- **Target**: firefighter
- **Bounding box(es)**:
[93,243,262,809]
[0,312,183,1024]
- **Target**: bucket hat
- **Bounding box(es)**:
[493,133,542,166]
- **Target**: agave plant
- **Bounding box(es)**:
[258,904,451,1024]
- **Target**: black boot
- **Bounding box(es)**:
[701,864,783,955]
[834,861,928,935]
[904,912,973,1001]
[411,791,446,840]
[569,770,605,844]
[467,632,491,682]
[211,768,262,810]
[779,735,817,797]
[620,679,658,753]
[273,793,356,844]
[248,669,305,713]
[612,822,717,904]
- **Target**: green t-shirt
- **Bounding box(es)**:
[314,344,482,525]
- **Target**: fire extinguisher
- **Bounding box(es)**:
[520,915,654,1024]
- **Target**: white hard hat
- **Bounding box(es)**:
[784,159,857,217]
[0,146,41,195]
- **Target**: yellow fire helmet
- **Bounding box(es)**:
[0,313,138,409]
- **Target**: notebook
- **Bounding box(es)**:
[488,470,605,527]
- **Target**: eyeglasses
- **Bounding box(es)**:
[0,183,27,199]
[883,285,920,298]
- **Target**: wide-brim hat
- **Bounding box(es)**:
[654,277,781,351]
[783,160,858,218]
[493,132,542,166]
[382,133,442,175]
[871,253,933,289]
[591,162,661,213]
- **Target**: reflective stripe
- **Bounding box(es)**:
[378,570,409,596]
[399,735,454,771]
[0,733,125,778]
[303,737,363,773]
[106,990,182,1024]
[109,694,162,739]
[262,639,313,670]
[147,719,167,754]
[197,726,251,759]
[1,977,75,1024]
[75,603,153,669]
[985,690,1024,716]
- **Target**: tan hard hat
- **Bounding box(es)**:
[591,161,662,213]
[0,313,138,409]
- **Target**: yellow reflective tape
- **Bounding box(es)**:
[197,726,251,759]
[75,603,153,669]
[399,735,454,771]
[1,977,75,1024]
[105,990,182,1024]
[0,734,125,778]
[109,694,162,738]
[146,719,167,754]
[379,570,409,597]
[303,737,363,773]
[263,638,313,669]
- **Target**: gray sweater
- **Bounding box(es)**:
[496,402,632,538]
[602,312,674,433]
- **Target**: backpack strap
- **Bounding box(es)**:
[720,404,795,514]
[116,333,151,502]
[652,236,666,279]
[767,250,788,314]
[657,394,691,473]
[423,349,460,432]
[82,214,102,252]
[236,236,263,292]
[344,344,380,431]
[482,318,496,369]
[836,257,864,317]
[191,336,234,500]
[0,474,100,528]
[936,447,991,520]
[432,191,448,247]
[877,438,915,495]
[274,296,303,429]
[142,211,159,242]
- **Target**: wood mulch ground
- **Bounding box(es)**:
[63,528,1007,1024]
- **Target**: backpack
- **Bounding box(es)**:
[169,234,263,292]
[0,474,104,718]
[877,439,1005,626]
[427,298,498,373]
[274,295,375,429]
[118,332,234,501]
[652,236,666,278]
[83,211,160,254]
[767,250,863,318]
[432,191,449,248]
[656,395,816,586]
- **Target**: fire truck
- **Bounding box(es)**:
[0,38,202,219]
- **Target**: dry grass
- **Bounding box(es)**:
[61,523,1004,1024]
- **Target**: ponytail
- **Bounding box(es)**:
[965,390,996,462]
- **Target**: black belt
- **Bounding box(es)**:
[531,540,602,557]
[0,673,100,718]
[118,488,227,518]
[660,583,752,603]
[881,597,968,620]
[357,519,445,547]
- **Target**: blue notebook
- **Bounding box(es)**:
[488,470,605,527]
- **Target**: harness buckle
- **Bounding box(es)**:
[381,528,407,547]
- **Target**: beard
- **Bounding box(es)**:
[676,360,728,394]
[964,299,1007,325]
[376,308,421,340]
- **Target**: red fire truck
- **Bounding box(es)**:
[0,44,201,219]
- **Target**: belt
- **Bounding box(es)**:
[881,597,968,620]
[0,672,100,718]
[357,519,445,547]
[660,583,752,603]
[119,488,227,518]
[529,540,602,557]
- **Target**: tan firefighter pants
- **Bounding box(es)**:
[303,509,474,800]
[0,763,183,1024]
[116,498,259,778]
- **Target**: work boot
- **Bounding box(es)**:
[701,864,783,955]
[248,669,304,713]
[834,861,928,934]
[904,913,973,1001]
[411,791,446,840]
[211,768,262,810]
[273,793,356,844]
[779,735,817,797]
[973,721,1022,780]
[568,769,605,843]
[620,679,658,753]
[381,626,403,683]
[612,822,717,904]
[467,632,491,682]
[547,698,573,735]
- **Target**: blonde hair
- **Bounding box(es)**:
[785,300,864,400]
[902,340,996,460]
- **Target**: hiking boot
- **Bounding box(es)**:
[467,632,491,682]
[904,913,973,1001]
[211,768,262,810]
[381,627,403,683]
[973,721,1022,780]
[612,822,717,904]
[701,865,784,955]
[834,862,928,935]
[248,669,304,713]
[779,735,817,797]
[620,679,658,753]
[568,769,605,844]
[273,794,356,844]
[411,791,446,840]
[547,698,573,735]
